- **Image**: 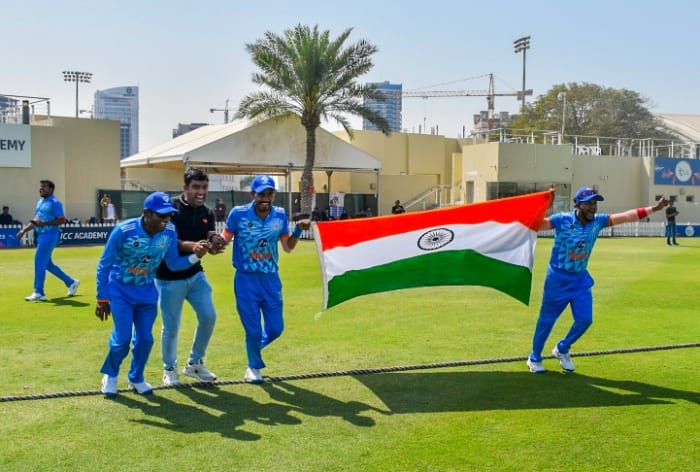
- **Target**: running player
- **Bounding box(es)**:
[527,186,668,373]
[17,180,79,301]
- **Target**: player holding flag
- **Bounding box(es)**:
[527,187,668,373]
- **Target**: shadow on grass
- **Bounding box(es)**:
[263,380,387,426]
[47,296,91,308]
[113,381,383,440]
[108,371,698,439]
[355,371,700,413]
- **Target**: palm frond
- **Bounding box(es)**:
[239,24,388,213]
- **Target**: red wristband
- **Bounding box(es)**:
[636,207,648,219]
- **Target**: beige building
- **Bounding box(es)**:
[0,116,121,224]
[338,129,700,222]
[3,111,699,225]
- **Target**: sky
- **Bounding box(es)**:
[4,0,700,151]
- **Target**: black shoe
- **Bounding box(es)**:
[667,242,672,246]
[673,242,679,246]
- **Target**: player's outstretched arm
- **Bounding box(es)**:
[282,220,311,253]
[609,197,669,226]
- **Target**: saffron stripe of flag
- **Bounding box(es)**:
[313,190,554,310]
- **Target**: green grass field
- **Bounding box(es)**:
[1,237,698,471]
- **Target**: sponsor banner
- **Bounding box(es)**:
[654,157,700,186]
[0,123,31,168]
[0,227,22,248]
[329,191,345,218]
[677,225,700,237]
[58,225,115,246]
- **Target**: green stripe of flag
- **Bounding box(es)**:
[326,249,533,309]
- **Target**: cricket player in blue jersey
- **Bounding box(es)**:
[17,180,80,302]
[95,192,209,397]
[218,175,310,383]
[527,186,668,373]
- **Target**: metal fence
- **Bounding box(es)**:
[538,222,667,238]
[97,189,378,221]
[1,221,684,249]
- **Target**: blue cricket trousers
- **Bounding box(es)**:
[100,280,158,384]
[529,266,594,362]
[34,231,73,295]
[234,271,284,370]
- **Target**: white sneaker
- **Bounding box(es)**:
[527,358,546,373]
[552,347,575,372]
[183,360,217,382]
[101,374,118,397]
[244,367,263,384]
[25,292,48,302]
[128,381,154,395]
[67,279,80,296]
[162,367,181,386]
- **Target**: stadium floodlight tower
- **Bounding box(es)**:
[513,36,531,110]
[62,71,93,118]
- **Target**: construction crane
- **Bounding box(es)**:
[210,98,234,124]
[402,73,532,127]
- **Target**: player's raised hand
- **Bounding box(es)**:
[653,196,669,212]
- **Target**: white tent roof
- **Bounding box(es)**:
[121,114,382,174]
[658,114,700,142]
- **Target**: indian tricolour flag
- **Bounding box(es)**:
[313,190,554,310]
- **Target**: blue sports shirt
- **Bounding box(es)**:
[96,217,195,300]
[548,211,610,273]
[225,202,290,273]
[33,195,64,235]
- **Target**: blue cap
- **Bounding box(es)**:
[144,192,178,215]
[573,186,605,204]
[251,174,276,193]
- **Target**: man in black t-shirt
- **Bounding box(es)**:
[214,198,227,223]
[391,200,405,214]
[665,200,679,246]
[0,206,14,225]
[155,169,225,385]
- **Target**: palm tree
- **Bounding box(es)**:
[236,24,391,215]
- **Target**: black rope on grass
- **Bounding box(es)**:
[2,341,699,403]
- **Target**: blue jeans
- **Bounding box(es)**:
[156,271,217,369]
[666,221,677,243]
[529,267,594,362]
[34,231,73,295]
[234,271,284,370]
[100,280,158,383]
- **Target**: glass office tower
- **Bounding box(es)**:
[363,81,402,132]
[94,86,139,158]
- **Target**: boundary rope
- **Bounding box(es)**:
[2,341,698,403]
